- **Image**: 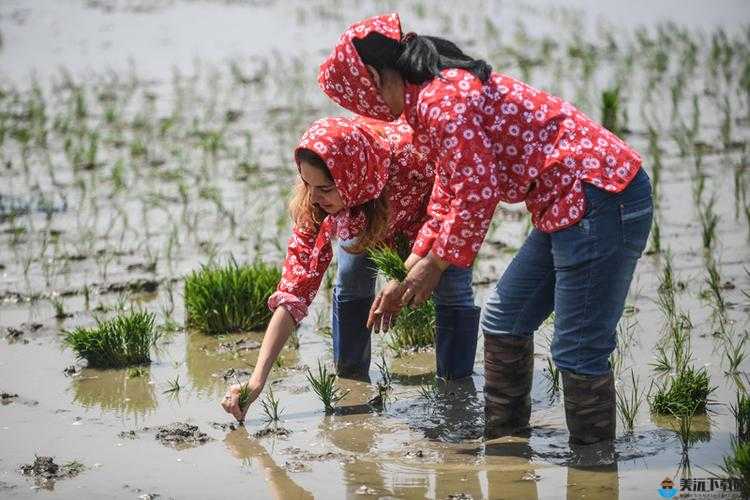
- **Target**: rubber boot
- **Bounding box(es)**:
[484,333,534,438]
[562,370,616,465]
[435,305,480,380]
[331,295,373,380]
[562,370,616,445]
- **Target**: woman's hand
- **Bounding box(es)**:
[221,379,263,423]
[367,279,404,333]
[399,253,448,307]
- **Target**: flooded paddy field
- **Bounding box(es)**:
[1,1,749,498]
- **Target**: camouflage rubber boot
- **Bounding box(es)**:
[562,370,616,446]
[483,333,534,438]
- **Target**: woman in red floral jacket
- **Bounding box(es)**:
[221,116,479,422]
[317,13,653,449]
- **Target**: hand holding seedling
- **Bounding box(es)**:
[222,379,262,423]
[368,279,403,333]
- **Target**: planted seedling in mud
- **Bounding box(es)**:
[699,196,719,251]
[417,377,440,405]
[616,369,645,434]
[650,365,716,416]
[672,402,701,454]
[163,375,181,394]
[64,310,159,368]
[373,354,393,409]
[723,333,748,376]
[703,256,727,318]
[261,386,283,424]
[600,87,621,136]
[646,216,661,255]
[731,392,750,443]
[306,359,349,415]
[184,258,281,335]
[720,439,750,498]
[543,356,560,397]
[368,245,436,352]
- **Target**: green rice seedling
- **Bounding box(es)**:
[704,256,727,316]
[543,356,561,396]
[720,438,750,497]
[601,87,621,136]
[64,310,158,368]
[375,354,393,407]
[616,369,644,434]
[417,377,439,404]
[724,334,748,376]
[699,196,719,251]
[237,381,253,415]
[368,245,436,352]
[646,216,661,255]
[731,392,750,442]
[184,258,281,335]
[260,386,283,424]
[650,366,716,416]
[306,359,349,414]
[163,375,181,394]
[51,296,67,319]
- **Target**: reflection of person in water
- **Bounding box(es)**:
[223,427,313,500]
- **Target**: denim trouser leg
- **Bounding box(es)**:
[481,169,653,376]
[334,239,477,378]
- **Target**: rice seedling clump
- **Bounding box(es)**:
[306,359,349,414]
[368,245,436,351]
[64,310,158,368]
[650,365,716,416]
[184,259,281,335]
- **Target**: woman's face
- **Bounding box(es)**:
[366,65,405,117]
[299,160,345,214]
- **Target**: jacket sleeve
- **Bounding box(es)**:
[412,99,501,268]
[267,220,333,324]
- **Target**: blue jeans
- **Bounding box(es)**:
[481,169,653,376]
[334,241,475,307]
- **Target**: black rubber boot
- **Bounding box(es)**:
[483,333,534,438]
[435,305,480,380]
[562,369,617,465]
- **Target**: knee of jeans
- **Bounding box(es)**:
[552,345,612,376]
[433,266,474,307]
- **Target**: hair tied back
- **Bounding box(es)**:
[400,31,417,44]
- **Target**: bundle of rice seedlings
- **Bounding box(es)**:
[184,258,281,335]
[368,245,436,352]
[306,359,349,414]
[64,310,158,368]
[650,365,716,416]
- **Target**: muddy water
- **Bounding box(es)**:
[1,1,750,499]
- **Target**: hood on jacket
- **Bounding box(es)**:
[317,13,402,121]
[295,116,392,208]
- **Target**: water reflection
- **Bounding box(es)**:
[223,426,313,500]
[71,368,156,421]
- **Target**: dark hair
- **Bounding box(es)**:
[353,31,492,84]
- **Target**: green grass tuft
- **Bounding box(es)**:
[721,438,750,497]
[64,310,158,368]
[184,259,281,335]
[650,365,716,416]
[731,392,750,443]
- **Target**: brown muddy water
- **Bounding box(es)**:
[1,1,749,498]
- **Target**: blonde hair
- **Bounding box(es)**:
[290,148,389,254]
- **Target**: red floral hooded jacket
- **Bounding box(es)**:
[318,13,643,268]
[268,116,433,323]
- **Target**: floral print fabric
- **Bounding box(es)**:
[268,116,433,324]
[317,14,642,268]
